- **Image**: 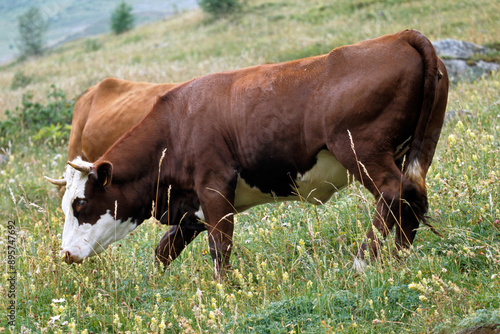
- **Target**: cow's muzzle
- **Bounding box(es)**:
[62,249,84,265]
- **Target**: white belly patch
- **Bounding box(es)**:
[233,150,348,212]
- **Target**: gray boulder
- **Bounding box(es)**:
[432,39,499,81]
[433,39,487,59]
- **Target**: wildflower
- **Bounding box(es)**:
[68,320,77,333]
[448,134,457,145]
[48,315,61,325]
[283,272,289,283]
[456,120,464,130]
[151,317,158,329]
[408,282,425,293]
[52,298,66,303]
[419,295,428,302]
[113,313,122,329]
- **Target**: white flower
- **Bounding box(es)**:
[52,298,66,303]
[48,315,61,324]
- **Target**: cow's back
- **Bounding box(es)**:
[68,78,177,162]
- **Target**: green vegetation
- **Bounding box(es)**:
[0,86,73,147]
[1,0,499,332]
[16,6,48,57]
[110,1,135,35]
[10,70,32,90]
[198,0,243,17]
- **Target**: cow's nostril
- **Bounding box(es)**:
[63,250,75,264]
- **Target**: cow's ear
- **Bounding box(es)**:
[95,161,113,188]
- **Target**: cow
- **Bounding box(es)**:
[46,30,449,279]
[46,77,196,268]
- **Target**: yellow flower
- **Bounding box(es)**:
[466,129,476,139]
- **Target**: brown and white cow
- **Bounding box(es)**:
[46,77,198,266]
[47,30,448,278]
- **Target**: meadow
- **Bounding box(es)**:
[1,0,499,333]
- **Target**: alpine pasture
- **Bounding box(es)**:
[1,0,499,332]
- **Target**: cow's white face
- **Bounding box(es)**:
[60,158,138,264]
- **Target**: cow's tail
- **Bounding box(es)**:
[402,29,443,194]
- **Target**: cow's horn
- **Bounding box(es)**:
[44,176,67,186]
[67,160,92,174]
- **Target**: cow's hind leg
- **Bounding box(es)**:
[351,158,427,269]
[155,224,205,268]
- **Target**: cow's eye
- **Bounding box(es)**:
[74,198,87,212]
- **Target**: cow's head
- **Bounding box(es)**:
[47,157,139,264]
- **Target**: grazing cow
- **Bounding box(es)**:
[47,30,448,279]
[47,77,194,267]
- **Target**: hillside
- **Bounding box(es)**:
[1,0,499,333]
[1,0,499,113]
[0,0,197,64]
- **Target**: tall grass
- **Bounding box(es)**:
[1,0,499,332]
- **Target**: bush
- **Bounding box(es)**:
[17,6,48,57]
[11,70,33,90]
[0,85,74,145]
[111,1,135,35]
[84,38,102,52]
[198,0,242,17]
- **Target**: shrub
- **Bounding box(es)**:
[111,1,135,35]
[17,6,48,57]
[0,85,74,145]
[84,38,102,52]
[11,70,33,90]
[198,0,243,17]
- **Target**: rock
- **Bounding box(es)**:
[442,59,471,79]
[476,60,500,73]
[433,39,487,59]
[432,39,499,81]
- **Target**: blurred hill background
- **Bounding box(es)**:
[0,0,197,63]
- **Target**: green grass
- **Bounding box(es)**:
[1,0,500,332]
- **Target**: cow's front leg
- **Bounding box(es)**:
[207,214,234,280]
[198,188,235,280]
[155,224,204,268]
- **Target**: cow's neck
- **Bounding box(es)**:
[99,106,178,223]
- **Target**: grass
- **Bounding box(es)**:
[1,0,500,333]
